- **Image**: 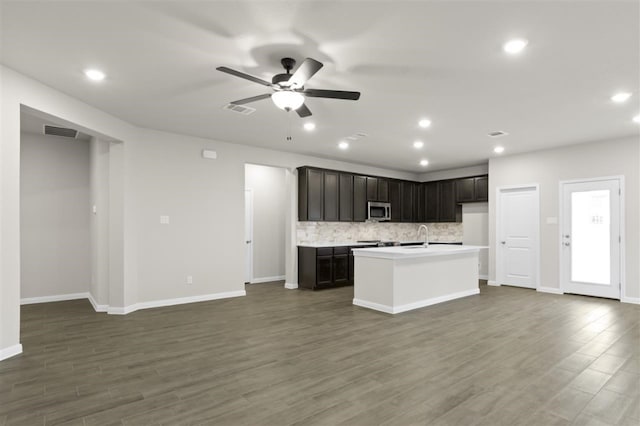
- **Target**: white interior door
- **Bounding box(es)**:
[561,178,621,299]
[497,186,538,289]
[244,189,253,284]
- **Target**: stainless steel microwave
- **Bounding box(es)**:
[368,201,391,221]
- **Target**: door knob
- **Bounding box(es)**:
[564,234,570,239]
[501,241,506,245]
[564,242,570,246]
[246,240,252,244]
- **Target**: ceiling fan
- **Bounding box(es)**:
[216,57,360,118]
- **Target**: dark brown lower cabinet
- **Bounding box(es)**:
[298,246,353,290]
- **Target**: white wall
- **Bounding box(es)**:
[245,164,287,282]
[489,137,640,300]
[462,203,488,279]
[20,132,91,299]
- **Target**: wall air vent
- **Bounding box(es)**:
[488,131,508,138]
[223,103,256,115]
[43,125,78,138]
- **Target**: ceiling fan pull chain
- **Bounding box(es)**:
[286,110,293,142]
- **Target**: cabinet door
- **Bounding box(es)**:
[316,255,333,286]
[475,176,488,201]
[377,179,389,202]
[333,254,349,285]
[388,180,402,222]
[323,171,339,221]
[401,181,414,222]
[353,175,367,221]
[413,183,423,222]
[424,181,439,222]
[366,177,378,201]
[339,173,354,221]
[306,168,324,221]
[456,177,475,203]
[438,180,459,222]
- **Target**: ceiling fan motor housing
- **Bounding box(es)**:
[272,73,293,86]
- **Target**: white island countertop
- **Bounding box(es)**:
[353,244,487,259]
[297,241,463,248]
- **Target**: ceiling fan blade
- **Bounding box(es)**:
[216,66,273,87]
[296,103,312,118]
[303,89,361,100]
[288,58,323,88]
[230,93,271,105]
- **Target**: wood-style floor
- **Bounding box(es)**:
[1,282,639,425]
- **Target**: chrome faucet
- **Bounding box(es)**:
[417,225,429,247]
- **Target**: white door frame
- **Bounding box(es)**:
[495,184,540,290]
[244,188,253,284]
[559,176,625,301]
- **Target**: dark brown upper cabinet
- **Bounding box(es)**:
[455,175,489,203]
[424,181,439,222]
[388,180,402,222]
[366,177,378,201]
[339,173,354,221]
[377,178,389,202]
[298,167,324,221]
[298,165,479,223]
[323,171,339,221]
[353,175,367,221]
[438,180,460,222]
[400,181,415,222]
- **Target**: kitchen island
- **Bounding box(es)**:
[352,245,483,314]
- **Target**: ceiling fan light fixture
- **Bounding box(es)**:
[272,91,305,111]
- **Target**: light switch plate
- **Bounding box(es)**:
[160,215,170,224]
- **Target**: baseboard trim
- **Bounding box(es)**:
[354,288,480,315]
[0,344,23,361]
[108,290,247,315]
[621,296,640,304]
[87,293,108,312]
[284,282,298,289]
[20,292,89,305]
[353,298,394,314]
[250,275,285,284]
[487,280,500,286]
[537,286,564,295]
[479,274,489,280]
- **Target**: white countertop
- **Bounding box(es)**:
[353,245,487,259]
[298,240,462,248]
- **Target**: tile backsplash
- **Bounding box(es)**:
[297,221,463,244]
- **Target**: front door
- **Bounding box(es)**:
[497,186,538,289]
[561,178,621,299]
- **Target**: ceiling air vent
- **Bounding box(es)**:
[223,103,256,115]
[488,131,508,138]
[43,125,78,138]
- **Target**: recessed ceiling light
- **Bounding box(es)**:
[633,115,640,123]
[503,39,528,54]
[413,141,424,149]
[494,146,505,154]
[84,69,105,81]
[611,92,632,103]
[338,141,349,150]
[303,122,316,131]
[418,119,431,128]
[420,159,429,167]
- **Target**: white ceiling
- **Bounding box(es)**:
[2,1,638,173]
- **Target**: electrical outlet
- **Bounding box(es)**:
[186,275,193,285]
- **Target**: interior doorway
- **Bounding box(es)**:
[560,177,623,299]
[244,164,287,284]
[496,185,539,289]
